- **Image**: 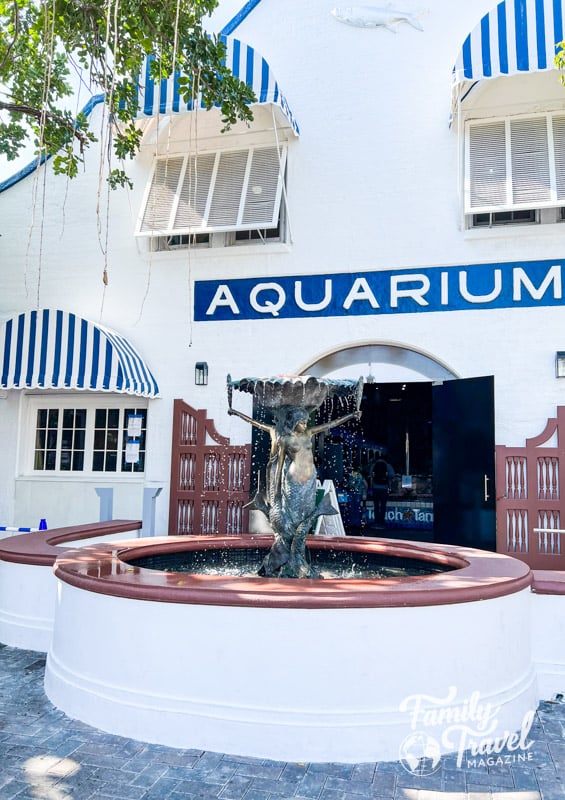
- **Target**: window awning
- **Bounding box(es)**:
[135,34,299,136]
[453,0,564,92]
[0,310,159,398]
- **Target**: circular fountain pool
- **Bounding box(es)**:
[45,534,536,762]
[125,539,455,579]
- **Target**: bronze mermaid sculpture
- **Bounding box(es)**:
[228,376,362,577]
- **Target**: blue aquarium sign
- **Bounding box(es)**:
[194,258,564,321]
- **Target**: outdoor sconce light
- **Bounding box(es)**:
[195,362,209,385]
[556,353,565,378]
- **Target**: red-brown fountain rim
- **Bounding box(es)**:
[51,534,532,609]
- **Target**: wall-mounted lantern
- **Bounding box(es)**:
[195,362,209,385]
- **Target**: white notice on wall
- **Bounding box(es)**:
[125,441,140,464]
[127,414,142,438]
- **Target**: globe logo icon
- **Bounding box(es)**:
[399,732,442,775]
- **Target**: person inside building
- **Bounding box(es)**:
[371,450,395,529]
[345,467,368,534]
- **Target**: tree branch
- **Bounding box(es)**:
[0,2,20,74]
[0,100,88,150]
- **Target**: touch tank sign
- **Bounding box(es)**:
[194,259,564,321]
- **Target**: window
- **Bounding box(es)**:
[471,209,537,227]
[233,224,282,243]
[137,144,287,239]
[152,218,284,251]
[156,233,212,250]
[465,112,565,226]
[34,408,86,471]
[29,400,147,475]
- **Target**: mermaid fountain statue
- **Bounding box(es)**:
[227,375,363,578]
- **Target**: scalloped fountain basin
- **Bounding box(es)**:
[45,535,537,762]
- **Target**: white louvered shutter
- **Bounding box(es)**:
[174,154,216,230]
[242,146,286,226]
[467,122,507,211]
[208,150,249,228]
[137,145,286,236]
[510,117,550,205]
[139,158,184,232]
[553,115,565,201]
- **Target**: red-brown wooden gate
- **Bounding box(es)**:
[496,406,565,569]
[168,399,251,535]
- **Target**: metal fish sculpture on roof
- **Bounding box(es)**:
[331,6,424,32]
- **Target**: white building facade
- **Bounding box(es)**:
[2,0,565,556]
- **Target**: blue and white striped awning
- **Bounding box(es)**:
[136,34,299,136]
[453,0,565,85]
[0,310,159,398]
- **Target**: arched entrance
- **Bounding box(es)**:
[297,343,496,551]
[298,342,459,382]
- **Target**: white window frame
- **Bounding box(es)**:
[21,395,148,477]
[137,144,287,238]
[150,206,287,252]
[464,111,565,216]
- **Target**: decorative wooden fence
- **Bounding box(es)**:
[496,406,565,569]
[168,399,251,535]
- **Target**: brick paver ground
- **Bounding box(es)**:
[1,643,564,799]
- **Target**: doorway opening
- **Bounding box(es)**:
[299,345,496,550]
[316,381,434,540]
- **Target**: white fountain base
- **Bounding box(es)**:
[45,580,537,763]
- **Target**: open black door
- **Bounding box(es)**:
[432,376,495,550]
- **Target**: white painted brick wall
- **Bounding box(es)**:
[1,0,565,530]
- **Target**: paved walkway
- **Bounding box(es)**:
[1,644,564,800]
